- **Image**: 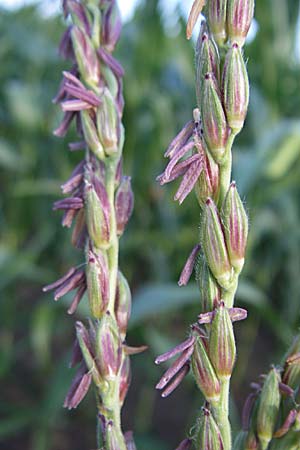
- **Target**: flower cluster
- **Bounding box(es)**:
[155,1,254,449]
[44,1,140,449]
[238,335,300,450]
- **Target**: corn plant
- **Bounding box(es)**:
[156,1,253,448]
[155,1,300,449]
[43,1,143,449]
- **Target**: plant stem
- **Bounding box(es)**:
[212,378,231,450]
[106,159,119,315]
[218,132,236,208]
[99,377,127,450]
[222,276,238,309]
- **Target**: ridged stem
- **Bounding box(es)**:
[106,159,119,315]
[98,376,127,450]
[218,132,235,208]
[212,378,231,450]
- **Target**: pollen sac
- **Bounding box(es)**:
[209,302,236,380]
[201,198,232,289]
[191,336,221,403]
[222,44,249,134]
[227,0,255,47]
[256,368,281,450]
[222,182,248,273]
[207,0,227,45]
[195,407,224,450]
[201,73,229,164]
[96,312,122,378]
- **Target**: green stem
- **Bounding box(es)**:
[98,377,127,450]
[222,275,238,309]
[106,159,119,316]
[218,132,236,208]
[212,378,231,450]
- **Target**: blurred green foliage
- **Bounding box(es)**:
[0,0,300,449]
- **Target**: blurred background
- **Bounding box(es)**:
[0,0,300,449]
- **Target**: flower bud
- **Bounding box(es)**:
[191,336,221,403]
[196,258,221,313]
[96,312,122,378]
[201,74,229,163]
[201,198,232,289]
[114,271,132,340]
[195,408,224,450]
[207,0,227,45]
[84,177,111,249]
[115,176,134,236]
[96,88,119,156]
[86,250,109,319]
[222,181,248,272]
[227,0,255,47]
[119,356,131,405]
[71,26,100,88]
[257,368,281,450]
[81,110,104,160]
[196,22,220,106]
[222,44,249,134]
[209,302,236,380]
